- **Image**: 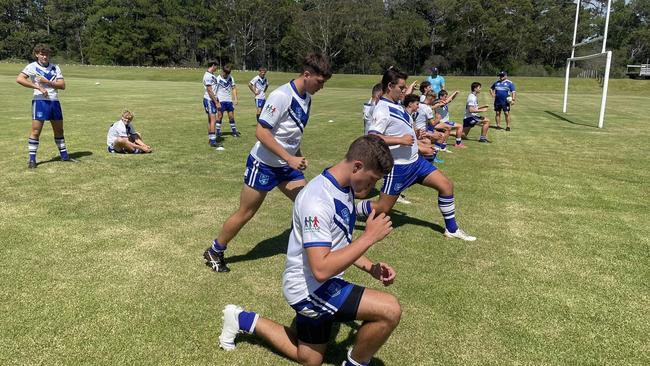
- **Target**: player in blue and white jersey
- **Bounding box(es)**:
[490,71,517,131]
[463,82,491,143]
[106,110,152,154]
[356,68,477,241]
[434,89,466,149]
[362,83,382,135]
[248,66,269,122]
[16,44,71,169]
[202,61,222,148]
[218,135,401,366]
[426,67,445,95]
[418,81,432,103]
[204,53,332,273]
[215,65,240,138]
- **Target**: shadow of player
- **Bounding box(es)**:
[37,151,93,165]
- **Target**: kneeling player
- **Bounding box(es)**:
[357,68,476,241]
[218,135,400,366]
[106,111,152,153]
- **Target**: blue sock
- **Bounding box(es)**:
[28,138,39,162]
[55,137,69,160]
[210,239,226,254]
[238,311,259,334]
[216,121,222,137]
[229,119,237,134]
[438,195,458,233]
[208,133,216,143]
[479,135,487,141]
[343,349,368,366]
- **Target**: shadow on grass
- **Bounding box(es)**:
[355,209,445,234]
[238,320,386,365]
[227,228,291,265]
[38,150,93,165]
[544,110,598,128]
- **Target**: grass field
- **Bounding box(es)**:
[0,63,648,365]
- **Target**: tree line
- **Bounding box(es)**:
[1,0,648,76]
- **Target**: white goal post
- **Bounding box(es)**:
[562,0,612,129]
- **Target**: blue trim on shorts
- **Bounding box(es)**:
[243,155,304,192]
[203,98,217,114]
[32,100,63,121]
[219,101,235,112]
[380,156,437,195]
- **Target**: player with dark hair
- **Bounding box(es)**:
[356,68,477,241]
[214,65,240,140]
[203,53,333,273]
[202,61,222,149]
[218,135,400,366]
[490,71,516,131]
[249,66,269,122]
[363,83,382,135]
[463,82,491,143]
[16,44,72,168]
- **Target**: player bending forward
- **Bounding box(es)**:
[106,110,152,154]
[356,68,476,241]
[203,53,332,273]
[218,135,400,366]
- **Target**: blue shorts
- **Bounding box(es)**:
[494,102,510,112]
[428,121,456,131]
[218,101,235,112]
[381,156,437,195]
[32,100,63,121]
[463,115,485,128]
[290,278,364,344]
[244,155,305,191]
[255,99,266,108]
[203,99,217,114]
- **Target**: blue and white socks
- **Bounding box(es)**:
[229,119,238,135]
[438,194,458,233]
[237,310,259,334]
[208,132,217,145]
[355,200,372,219]
[28,138,39,162]
[216,121,222,137]
[210,239,226,255]
[54,137,69,160]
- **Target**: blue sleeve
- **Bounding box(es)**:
[510,82,516,92]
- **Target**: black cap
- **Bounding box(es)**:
[498,70,507,77]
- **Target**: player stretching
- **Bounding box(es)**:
[362,83,382,135]
[218,135,400,366]
[356,68,476,241]
[215,65,240,138]
[202,61,222,149]
[462,82,491,143]
[490,71,516,131]
[248,66,269,122]
[203,53,332,273]
[16,44,72,169]
[434,89,466,149]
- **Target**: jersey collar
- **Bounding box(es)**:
[290,80,307,100]
[322,168,350,193]
[380,96,400,105]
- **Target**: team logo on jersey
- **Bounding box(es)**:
[304,216,320,232]
[258,173,269,185]
[340,208,350,223]
[394,183,403,192]
[264,103,276,115]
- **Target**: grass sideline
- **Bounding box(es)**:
[0,63,648,365]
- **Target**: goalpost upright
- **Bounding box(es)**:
[562,0,613,128]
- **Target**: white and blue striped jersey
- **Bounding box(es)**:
[362,98,376,135]
[435,104,450,123]
[283,169,356,305]
[203,71,217,99]
[106,119,136,146]
[464,93,479,119]
[249,75,268,100]
[250,80,312,167]
[215,74,236,102]
[21,62,63,101]
[414,103,434,130]
[368,97,418,165]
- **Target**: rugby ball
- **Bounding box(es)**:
[506,96,513,104]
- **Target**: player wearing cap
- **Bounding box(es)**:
[426,67,445,95]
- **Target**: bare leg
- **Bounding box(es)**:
[278,179,307,201]
[30,120,44,140]
[505,111,511,129]
[215,184,268,246]
[208,113,216,134]
[495,110,501,128]
[421,170,453,196]
[349,289,402,364]
[481,118,490,138]
[252,317,327,366]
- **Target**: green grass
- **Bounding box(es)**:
[0,63,648,365]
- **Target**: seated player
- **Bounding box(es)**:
[462,82,490,143]
[106,111,152,153]
[357,68,476,241]
[433,89,466,149]
[218,135,400,366]
[248,66,269,122]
